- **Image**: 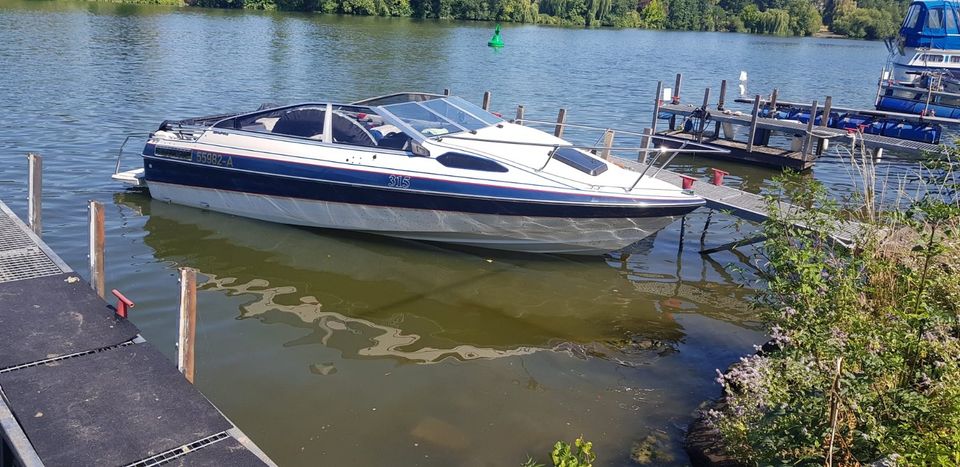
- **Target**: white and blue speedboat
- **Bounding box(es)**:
[114,93,706,255]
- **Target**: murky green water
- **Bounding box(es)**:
[0,1,902,464]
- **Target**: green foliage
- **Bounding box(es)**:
[832,6,899,39]
[708,164,960,464]
[523,436,596,467]
[180,0,901,37]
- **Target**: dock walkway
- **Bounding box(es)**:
[614,157,861,247]
[0,201,274,467]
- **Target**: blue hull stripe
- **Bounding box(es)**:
[142,143,698,207]
[144,158,701,219]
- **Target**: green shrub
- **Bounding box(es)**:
[708,159,960,464]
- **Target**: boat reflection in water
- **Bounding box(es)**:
[119,191,754,367]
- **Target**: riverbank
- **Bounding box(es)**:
[71,0,888,39]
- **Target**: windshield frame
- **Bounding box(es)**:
[372,97,500,143]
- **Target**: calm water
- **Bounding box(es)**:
[0,1,900,464]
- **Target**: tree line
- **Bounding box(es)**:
[192,0,910,38]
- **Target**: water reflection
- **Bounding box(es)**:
[118,192,757,368]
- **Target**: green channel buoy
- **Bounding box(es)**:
[488,24,504,48]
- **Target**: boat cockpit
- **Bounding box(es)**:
[180,93,505,153]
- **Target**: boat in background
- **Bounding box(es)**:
[877,0,960,119]
[113,93,720,255]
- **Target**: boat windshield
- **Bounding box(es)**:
[377,97,502,138]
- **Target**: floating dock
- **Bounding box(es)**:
[0,201,274,467]
[651,76,948,171]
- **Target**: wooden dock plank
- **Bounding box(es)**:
[0,273,140,370]
[0,344,232,467]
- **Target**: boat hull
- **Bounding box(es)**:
[147,181,688,255]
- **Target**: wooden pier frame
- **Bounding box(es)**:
[88,201,105,299]
[27,153,41,237]
[178,267,197,384]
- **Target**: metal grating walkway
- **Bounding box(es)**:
[0,202,69,283]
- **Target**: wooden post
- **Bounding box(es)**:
[820,96,832,128]
[746,95,761,153]
[178,267,197,384]
[697,87,710,143]
[672,73,682,104]
[802,99,818,161]
[651,81,663,135]
[515,105,525,125]
[817,96,833,155]
[600,129,615,160]
[640,127,652,164]
[554,108,567,138]
[481,91,491,111]
[443,88,450,96]
[27,153,41,236]
[88,201,105,298]
[717,80,727,111]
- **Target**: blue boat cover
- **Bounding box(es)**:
[900,0,960,49]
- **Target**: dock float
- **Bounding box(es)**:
[0,201,275,467]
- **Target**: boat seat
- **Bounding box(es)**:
[377,132,411,150]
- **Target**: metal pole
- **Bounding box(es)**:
[482,91,492,111]
[746,95,761,153]
[178,267,198,384]
[554,108,567,138]
[515,105,525,125]
[27,153,41,236]
[88,201,105,298]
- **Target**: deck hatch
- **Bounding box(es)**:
[553,147,608,176]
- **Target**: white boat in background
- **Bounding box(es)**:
[114,92,720,255]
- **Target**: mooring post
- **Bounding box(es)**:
[651,81,663,135]
[640,127,652,163]
[482,91,492,111]
[802,99,818,161]
[717,80,727,111]
[443,88,450,96]
[27,153,42,236]
[178,267,198,384]
[554,108,567,138]
[769,88,778,116]
[672,73,682,104]
[600,129,615,160]
[515,105,525,125]
[746,95,761,153]
[88,201,105,298]
[697,87,710,143]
